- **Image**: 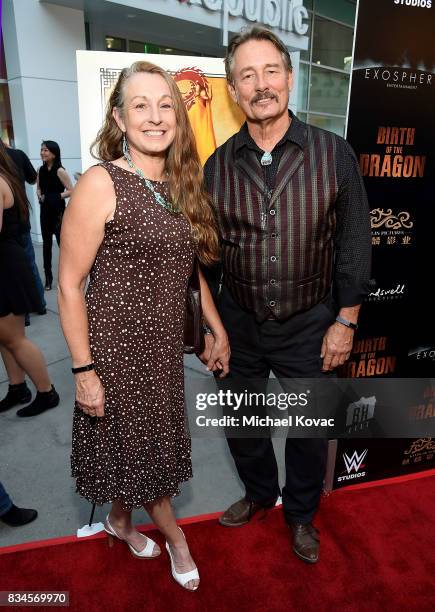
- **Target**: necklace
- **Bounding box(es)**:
[261,151,272,166]
[123,153,179,214]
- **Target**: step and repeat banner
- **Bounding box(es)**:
[333,0,435,488]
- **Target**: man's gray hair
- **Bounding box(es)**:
[225,26,293,84]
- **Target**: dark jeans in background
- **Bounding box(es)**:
[217,284,335,525]
[0,481,13,516]
[20,230,46,309]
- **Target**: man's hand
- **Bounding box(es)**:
[320,323,354,371]
[198,333,230,378]
[198,334,214,365]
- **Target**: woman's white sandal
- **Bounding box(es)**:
[104,514,160,559]
[165,527,200,591]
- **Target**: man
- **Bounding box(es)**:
[203,27,371,563]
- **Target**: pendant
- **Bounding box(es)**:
[261,151,272,166]
[123,154,179,214]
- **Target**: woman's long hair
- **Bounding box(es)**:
[0,140,29,224]
[41,140,63,171]
[91,61,219,265]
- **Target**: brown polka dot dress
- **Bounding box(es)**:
[71,162,194,510]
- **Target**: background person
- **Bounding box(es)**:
[37,141,73,290]
[1,139,46,317]
[0,480,37,527]
[58,61,229,592]
[203,27,371,564]
[0,145,59,417]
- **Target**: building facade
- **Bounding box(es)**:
[1,0,356,240]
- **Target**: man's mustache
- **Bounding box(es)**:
[251,92,278,104]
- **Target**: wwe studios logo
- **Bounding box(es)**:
[337,450,368,482]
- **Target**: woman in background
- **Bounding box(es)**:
[0,143,59,417]
[37,140,73,290]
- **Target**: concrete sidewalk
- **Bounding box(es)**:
[0,244,285,547]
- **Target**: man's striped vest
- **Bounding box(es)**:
[207,123,339,321]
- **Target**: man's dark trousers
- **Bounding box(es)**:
[217,285,334,525]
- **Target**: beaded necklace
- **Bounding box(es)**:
[123,147,179,214]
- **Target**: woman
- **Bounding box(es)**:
[58,61,230,591]
[0,143,59,417]
[37,141,73,290]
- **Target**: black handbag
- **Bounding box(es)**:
[184,259,205,355]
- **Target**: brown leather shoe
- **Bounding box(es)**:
[219,497,276,527]
[289,522,320,564]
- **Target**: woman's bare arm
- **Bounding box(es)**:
[198,267,230,377]
[58,166,115,416]
[57,167,74,200]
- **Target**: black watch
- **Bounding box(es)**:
[335,315,358,330]
[72,363,95,374]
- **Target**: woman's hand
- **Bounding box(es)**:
[199,332,230,378]
[75,371,105,417]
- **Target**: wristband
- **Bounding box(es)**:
[335,316,358,331]
[72,363,95,374]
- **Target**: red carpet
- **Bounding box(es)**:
[1,475,435,612]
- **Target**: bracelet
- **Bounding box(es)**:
[335,316,358,331]
[72,363,95,374]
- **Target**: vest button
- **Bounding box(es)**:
[269,300,276,307]
[270,209,276,216]
[270,256,277,262]
[270,279,276,284]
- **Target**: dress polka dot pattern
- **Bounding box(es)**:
[71,161,194,510]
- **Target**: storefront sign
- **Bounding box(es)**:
[185,0,309,45]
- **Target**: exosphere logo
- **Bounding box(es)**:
[408,347,435,361]
[337,449,368,482]
[394,0,432,7]
[364,68,432,87]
